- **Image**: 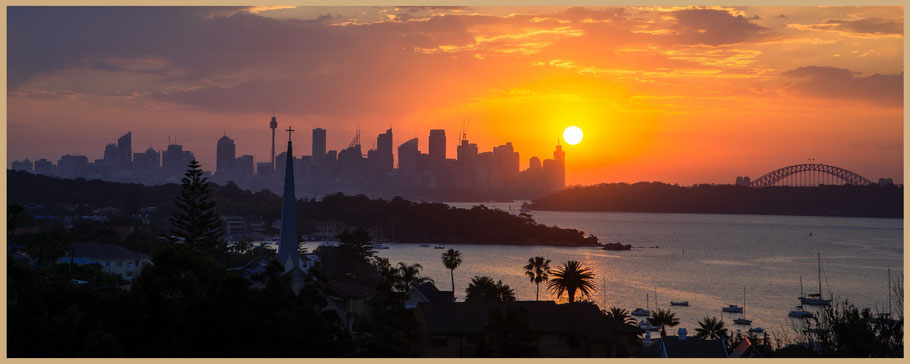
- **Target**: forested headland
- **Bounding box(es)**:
[529,182,902,218]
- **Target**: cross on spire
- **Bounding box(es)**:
[286,126,295,142]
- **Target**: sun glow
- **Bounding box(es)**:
[563,126,583,145]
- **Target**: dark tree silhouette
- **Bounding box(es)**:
[695,316,728,340]
[465,276,515,303]
[27,226,71,266]
[441,249,462,299]
[648,308,681,337]
[336,227,374,262]
[523,256,551,301]
[169,160,224,253]
[547,260,596,304]
[605,307,638,325]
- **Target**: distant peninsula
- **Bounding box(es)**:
[7,170,599,247]
[529,182,902,218]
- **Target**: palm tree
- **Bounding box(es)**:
[441,249,462,299]
[524,256,551,301]
[648,308,681,337]
[465,276,516,302]
[393,262,433,292]
[695,316,728,340]
[547,260,596,304]
[604,307,637,325]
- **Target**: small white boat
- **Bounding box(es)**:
[418,243,430,248]
[670,301,689,306]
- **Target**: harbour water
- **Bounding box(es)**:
[349,202,903,337]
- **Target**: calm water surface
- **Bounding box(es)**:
[319,202,903,336]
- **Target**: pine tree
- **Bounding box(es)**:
[170,160,224,253]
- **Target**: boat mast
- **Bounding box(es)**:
[800,275,804,297]
[647,294,649,311]
[817,253,823,299]
[743,287,746,319]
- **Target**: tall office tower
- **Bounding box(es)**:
[398,138,419,177]
[338,145,362,184]
[235,155,254,175]
[116,132,132,170]
[256,162,273,177]
[542,158,558,192]
[428,129,446,164]
[34,159,55,175]
[529,156,542,172]
[57,154,89,178]
[312,128,327,164]
[553,143,565,189]
[216,133,236,174]
[162,143,194,177]
[133,147,160,174]
[376,128,393,172]
[456,136,478,189]
[102,143,118,166]
[11,159,33,172]
[493,142,520,179]
[270,112,278,170]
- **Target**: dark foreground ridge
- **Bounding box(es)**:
[529,182,902,218]
[7,170,597,247]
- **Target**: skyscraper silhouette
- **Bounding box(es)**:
[398,138,419,177]
[116,132,132,170]
[313,128,327,165]
[216,133,236,174]
[377,128,393,172]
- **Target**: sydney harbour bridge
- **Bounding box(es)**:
[738,163,877,187]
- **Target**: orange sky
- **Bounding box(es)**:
[7,6,904,185]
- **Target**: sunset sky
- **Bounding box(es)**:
[7,6,904,185]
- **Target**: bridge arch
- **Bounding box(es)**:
[750,164,874,187]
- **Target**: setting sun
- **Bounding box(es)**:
[563,126,583,145]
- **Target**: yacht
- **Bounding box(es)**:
[748,327,765,334]
[788,305,814,318]
[722,305,743,313]
[434,245,446,249]
[732,287,752,325]
[418,243,430,248]
[632,294,652,316]
[670,301,689,306]
[631,308,651,317]
[800,253,832,306]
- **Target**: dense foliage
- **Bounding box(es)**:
[169,161,224,253]
[8,170,598,246]
[530,182,902,218]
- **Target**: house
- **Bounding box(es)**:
[640,328,729,358]
[405,282,454,309]
[58,242,152,281]
[415,301,644,358]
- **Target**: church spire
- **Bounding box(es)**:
[277,126,299,271]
